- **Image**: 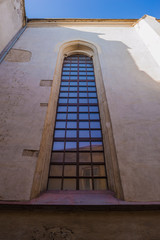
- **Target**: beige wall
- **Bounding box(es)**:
[0,17,160,201]
[0,0,25,53]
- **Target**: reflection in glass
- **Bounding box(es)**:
[79,178,92,190]
[90,122,100,129]
[63,179,76,190]
[92,152,104,162]
[67,113,77,120]
[91,130,102,138]
[68,98,77,104]
[57,113,67,120]
[60,92,68,97]
[66,130,77,138]
[65,141,77,151]
[79,166,92,176]
[79,92,87,97]
[53,142,64,151]
[90,113,99,120]
[79,130,90,138]
[58,106,67,112]
[79,98,88,104]
[48,179,61,190]
[67,121,77,128]
[59,98,68,104]
[68,106,77,112]
[79,142,90,151]
[51,152,64,162]
[49,165,63,176]
[65,152,76,162]
[89,98,97,104]
[91,141,103,151]
[54,130,65,138]
[94,179,107,190]
[64,165,76,176]
[55,121,66,129]
[93,166,106,176]
[89,106,98,112]
[79,152,91,162]
[69,92,77,97]
[79,121,89,129]
[79,113,89,120]
[79,106,88,112]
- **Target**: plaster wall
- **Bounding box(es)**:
[0,208,160,240]
[0,21,160,201]
[135,15,160,66]
[0,0,24,53]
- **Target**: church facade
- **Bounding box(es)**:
[0,1,160,239]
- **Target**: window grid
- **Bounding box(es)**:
[47,55,108,191]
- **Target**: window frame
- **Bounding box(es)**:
[30,40,124,200]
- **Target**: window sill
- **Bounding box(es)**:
[0,191,160,211]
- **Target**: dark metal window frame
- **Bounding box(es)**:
[47,54,108,191]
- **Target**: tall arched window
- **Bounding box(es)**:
[47,54,108,190]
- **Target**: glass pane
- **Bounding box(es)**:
[89,98,98,104]
[59,98,68,104]
[79,92,87,97]
[69,87,77,91]
[61,81,69,86]
[79,142,90,151]
[60,92,68,97]
[91,141,103,151]
[67,113,77,120]
[93,166,106,177]
[79,152,91,162]
[69,92,77,97]
[51,152,64,163]
[79,98,88,104]
[65,152,77,162]
[62,76,69,80]
[90,121,100,129]
[94,179,107,190]
[65,141,77,151]
[66,130,77,138]
[79,81,87,86]
[79,87,87,91]
[79,106,88,112]
[90,113,99,120]
[54,130,65,138]
[88,82,95,86]
[79,178,92,190]
[89,106,98,112]
[53,142,64,151]
[63,179,76,190]
[48,179,61,190]
[68,98,77,104]
[79,166,92,176]
[64,165,76,176]
[70,81,77,86]
[79,113,89,120]
[79,121,89,129]
[67,121,77,128]
[91,130,102,138]
[58,106,67,112]
[79,130,90,138]
[92,152,104,162]
[88,87,96,91]
[60,87,68,91]
[68,106,77,112]
[88,92,97,97]
[55,121,66,129]
[49,165,63,176]
[57,113,67,120]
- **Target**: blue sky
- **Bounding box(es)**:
[25,0,160,19]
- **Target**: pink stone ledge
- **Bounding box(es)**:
[0,191,160,210]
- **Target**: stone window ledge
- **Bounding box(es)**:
[0,191,160,211]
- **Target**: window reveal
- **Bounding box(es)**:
[47,55,108,190]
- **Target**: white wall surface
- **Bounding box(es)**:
[0,0,24,53]
[0,21,160,201]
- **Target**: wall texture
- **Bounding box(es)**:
[0,17,160,202]
[0,208,160,240]
[0,0,25,53]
